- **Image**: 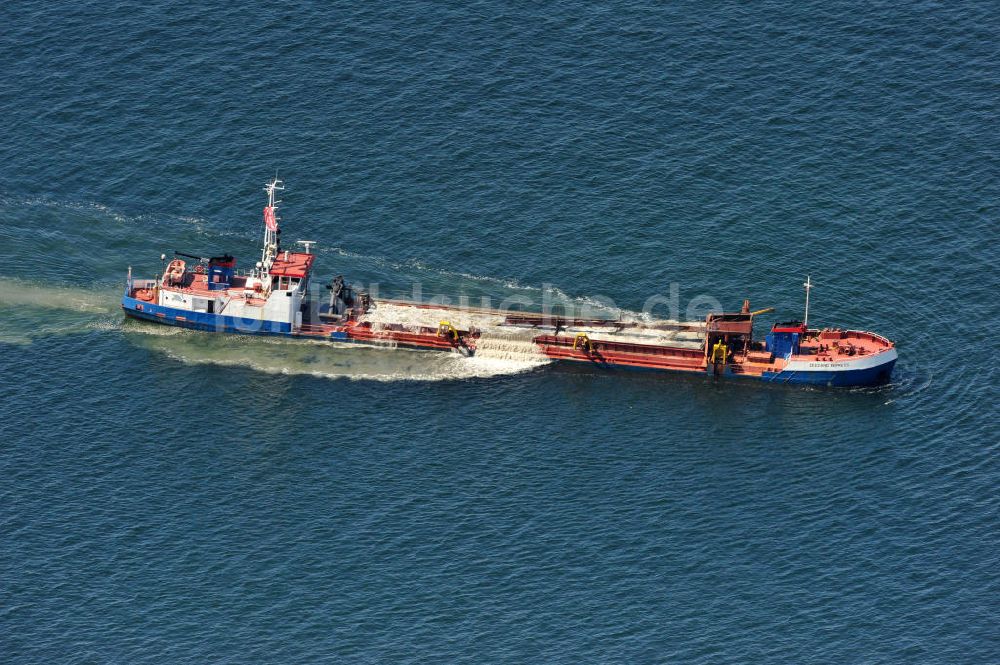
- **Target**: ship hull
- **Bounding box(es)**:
[546,349,897,387]
[122,297,458,352]
[122,177,897,390]
[123,297,895,388]
[762,349,898,386]
[123,296,293,335]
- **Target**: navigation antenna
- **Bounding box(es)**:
[803,275,813,328]
[260,176,284,275]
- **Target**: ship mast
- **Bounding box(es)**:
[803,275,813,327]
[259,176,284,278]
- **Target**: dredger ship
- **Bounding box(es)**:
[122,179,897,387]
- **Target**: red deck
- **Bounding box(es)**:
[535,334,706,372]
[795,329,893,361]
[269,252,315,278]
[130,273,268,306]
[295,320,466,352]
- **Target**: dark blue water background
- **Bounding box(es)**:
[1,2,997,662]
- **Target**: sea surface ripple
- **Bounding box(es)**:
[1,1,998,663]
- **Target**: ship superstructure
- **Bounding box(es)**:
[123,180,897,387]
[126,178,317,334]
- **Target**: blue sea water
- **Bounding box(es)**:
[1,1,998,662]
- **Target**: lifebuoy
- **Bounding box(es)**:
[166,259,186,285]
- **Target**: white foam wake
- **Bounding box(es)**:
[125,320,548,383]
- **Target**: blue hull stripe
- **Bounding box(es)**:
[123,296,291,335]
[762,361,896,387]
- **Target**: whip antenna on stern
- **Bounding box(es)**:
[803,275,813,327]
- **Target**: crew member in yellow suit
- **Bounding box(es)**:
[711,339,728,364]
